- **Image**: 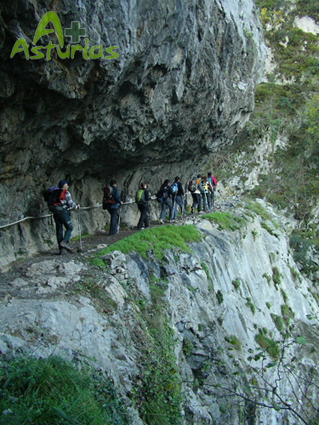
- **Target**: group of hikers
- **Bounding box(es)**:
[47,172,216,254]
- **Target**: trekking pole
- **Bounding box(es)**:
[117,207,122,234]
[77,209,82,252]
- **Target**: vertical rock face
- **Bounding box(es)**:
[0,206,318,424]
[0,0,265,261]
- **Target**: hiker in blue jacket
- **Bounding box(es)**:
[107,179,122,235]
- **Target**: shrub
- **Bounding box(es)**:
[216,290,224,304]
[246,297,256,314]
[232,278,241,290]
[255,332,280,359]
[0,355,128,425]
[225,335,242,351]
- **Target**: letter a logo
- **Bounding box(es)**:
[33,11,64,47]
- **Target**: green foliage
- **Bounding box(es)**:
[131,283,182,424]
[280,289,288,303]
[232,278,241,290]
[216,290,224,304]
[201,262,210,279]
[183,338,194,356]
[246,297,256,314]
[71,279,118,313]
[281,304,295,326]
[91,225,201,265]
[266,301,271,309]
[271,313,284,332]
[202,211,246,231]
[255,330,280,359]
[295,0,319,21]
[0,355,128,425]
[263,273,272,285]
[245,201,279,230]
[289,231,319,278]
[225,335,242,351]
[272,266,282,288]
[225,0,319,229]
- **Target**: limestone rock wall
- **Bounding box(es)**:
[0,0,265,263]
[0,204,318,424]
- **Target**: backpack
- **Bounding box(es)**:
[103,186,115,210]
[208,176,217,187]
[171,182,178,195]
[136,189,145,204]
[188,178,197,193]
[44,187,62,209]
[156,189,164,204]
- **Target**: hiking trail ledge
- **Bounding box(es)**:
[0,0,266,265]
[0,202,319,424]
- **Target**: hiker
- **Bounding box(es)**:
[208,172,217,206]
[136,182,151,230]
[172,176,185,219]
[105,179,122,235]
[52,180,80,254]
[191,174,203,213]
[157,179,173,224]
[201,175,211,211]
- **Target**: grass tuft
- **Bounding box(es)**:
[91,225,201,265]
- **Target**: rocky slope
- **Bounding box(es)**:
[1,202,318,424]
[0,0,266,265]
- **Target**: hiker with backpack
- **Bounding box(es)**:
[103,179,122,235]
[172,176,185,219]
[157,179,174,224]
[201,175,211,211]
[189,174,203,213]
[136,182,151,230]
[49,179,80,254]
[208,172,217,207]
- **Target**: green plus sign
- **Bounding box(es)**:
[64,21,86,43]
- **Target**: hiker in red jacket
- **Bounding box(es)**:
[53,180,80,254]
[208,172,217,207]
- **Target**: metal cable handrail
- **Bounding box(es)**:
[0,196,169,230]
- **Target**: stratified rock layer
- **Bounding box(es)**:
[0,205,318,424]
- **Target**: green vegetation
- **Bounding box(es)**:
[266,301,271,309]
[216,290,224,304]
[263,273,272,285]
[0,355,128,425]
[71,233,90,242]
[272,266,282,288]
[255,329,280,359]
[225,335,242,351]
[183,338,194,356]
[91,225,201,267]
[214,0,319,284]
[131,282,182,424]
[271,313,285,332]
[246,297,256,314]
[71,278,118,313]
[289,230,319,279]
[202,211,246,231]
[201,262,210,279]
[232,278,241,290]
[281,304,295,326]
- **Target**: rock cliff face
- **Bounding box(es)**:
[0,0,265,264]
[0,203,318,424]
